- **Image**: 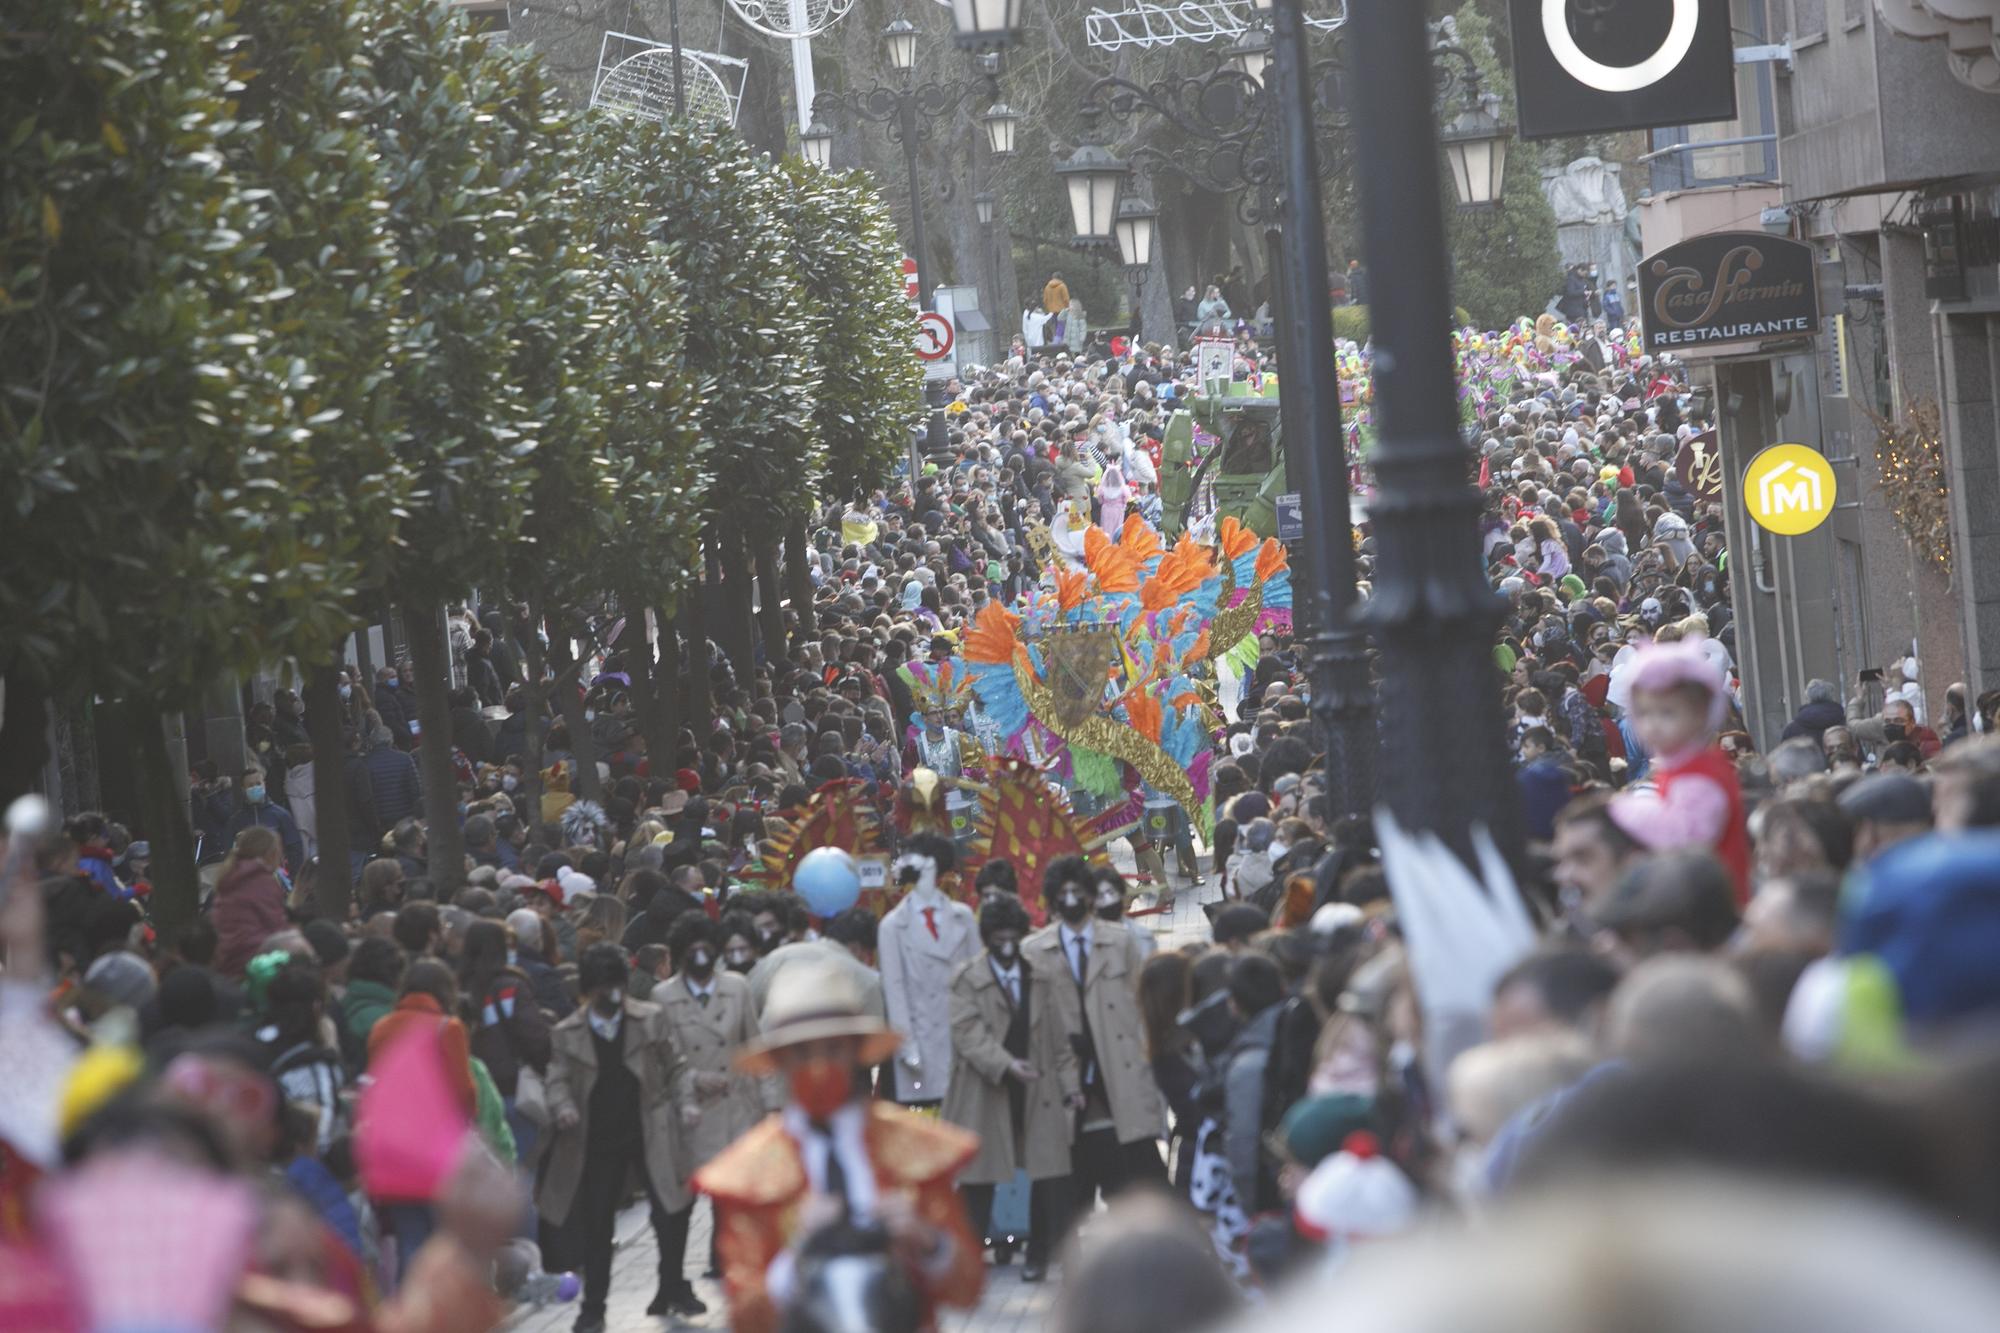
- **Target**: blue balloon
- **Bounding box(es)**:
[794,846,861,917]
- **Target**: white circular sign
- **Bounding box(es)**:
[1542,0,1700,93]
[915,311,954,362]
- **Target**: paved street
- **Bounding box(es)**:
[505,861,1220,1333]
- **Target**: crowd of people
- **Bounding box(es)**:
[11,289,2000,1333]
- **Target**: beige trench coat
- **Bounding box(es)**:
[942,952,1079,1184]
[536,997,695,1224]
[1023,921,1165,1147]
[655,970,766,1168]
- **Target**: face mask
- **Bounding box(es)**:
[992,940,1019,965]
[725,945,757,972]
[338,683,352,700]
[244,785,266,804]
[789,1059,854,1121]
[502,774,518,792]
[593,987,623,1016]
[382,675,398,689]
[584,709,597,723]
[1055,887,1092,925]
[687,947,716,980]
[757,926,783,950]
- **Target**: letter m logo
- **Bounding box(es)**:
[1759,461,1821,516]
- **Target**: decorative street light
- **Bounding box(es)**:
[882,17,921,73]
[981,100,1020,157]
[1056,139,1128,247]
[974,191,996,227]
[1228,30,1273,85]
[1114,192,1158,295]
[1439,88,1511,210]
[948,0,1024,52]
[800,117,835,170]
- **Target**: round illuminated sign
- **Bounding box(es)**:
[1743,443,1836,537]
[1542,0,1700,94]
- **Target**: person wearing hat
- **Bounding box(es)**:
[694,958,984,1333]
[539,943,703,1329]
[1837,773,1934,865]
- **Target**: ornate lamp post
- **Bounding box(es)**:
[1347,0,1518,860]
[1113,192,1158,295]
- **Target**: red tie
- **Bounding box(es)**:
[922,906,939,941]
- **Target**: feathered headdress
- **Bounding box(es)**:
[899,659,974,722]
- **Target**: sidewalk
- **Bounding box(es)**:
[505,860,1221,1333]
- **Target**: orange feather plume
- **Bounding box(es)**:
[1118,515,1164,567]
[964,602,1023,665]
[1217,515,1259,561]
[1255,537,1289,583]
[1084,526,1140,593]
[1052,568,1088,612]
[1121,688,1164,744]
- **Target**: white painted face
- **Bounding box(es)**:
[894,851,941,898]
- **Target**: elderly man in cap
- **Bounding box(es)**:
[695,959,983,1333]
[1837,773,1935,865]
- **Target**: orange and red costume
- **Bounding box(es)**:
[694,1103,984,1333]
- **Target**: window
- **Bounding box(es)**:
[1794,0,1827,40]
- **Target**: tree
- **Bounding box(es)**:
[227,0,414,918]
[359,0,578,895]
[593,125,820,691]
[1444,3,1562,328]
[3,0,365,926]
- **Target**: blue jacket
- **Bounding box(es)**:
[362,741,424,828]
[225,799,304,872]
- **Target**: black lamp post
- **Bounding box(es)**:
[1347,0,1518,860]
[812,22,1014,466]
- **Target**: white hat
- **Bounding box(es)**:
[1294,1133,1419,1242]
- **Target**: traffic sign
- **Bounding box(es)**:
[1275,492,1303,542]
[1743,443,1836,536]
[915,311,954,362]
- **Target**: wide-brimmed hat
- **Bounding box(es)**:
[734,959,901,1075]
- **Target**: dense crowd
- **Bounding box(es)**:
[11,292,2000,1333]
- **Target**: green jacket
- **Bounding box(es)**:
[341,979,398,1054]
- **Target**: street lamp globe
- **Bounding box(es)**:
[981,101,1020,157]
[975,191,996,227]
[1055,140,1127,246]
[1440,91,1512,210]
[801,118,835,170]
[949,0,1023,51]
[1228,30,1272,85]
[883,18,921,73]
[1113,194,1157,270]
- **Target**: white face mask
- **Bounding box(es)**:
[501,774,518,791]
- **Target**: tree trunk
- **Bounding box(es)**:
[626,602,678,776]
[714,527,757,683]
[406,601,467,897]
[753,536,787,666]
[544,606,603,804]
[520,590,551,844]
[784,516,817,641]
[136,707,200,937]
[678,597,711,742]
[0,669,51,801]
[303,657,353,920]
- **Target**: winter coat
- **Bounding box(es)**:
[1023,920,1165,1147]
[212,858,290,980]
[368,994,476,1115]
[340,979,399,1057]
[1221,1002,1282,1213]
[372,682,416,747]
[362,741,424,828]
[942,953,1079,1184]
[536,998,695,1224]
[1043,277,1072,315]
[224,800,304,875]
[878,890,979,1103]
[467,967,553,1099]
[1780,698,1847,743]
[656,972,765,1168]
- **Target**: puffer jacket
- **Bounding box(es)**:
[212,858,289,980]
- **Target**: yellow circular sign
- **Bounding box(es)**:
[1743,443,1836,536]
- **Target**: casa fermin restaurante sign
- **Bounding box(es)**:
[1637,232,1821,355]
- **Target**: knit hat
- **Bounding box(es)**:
[1277,1094,1377,1169]
[83,951,157,1012]
[1293,1132,1418,1243]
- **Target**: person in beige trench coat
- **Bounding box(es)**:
[943,896,1079,1277]
[536,943,703,1329]
[1024,855,1167,1253]
[656,914,768,1284]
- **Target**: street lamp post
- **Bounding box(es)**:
[811,22,1015,469]
[1347,0,1517,861]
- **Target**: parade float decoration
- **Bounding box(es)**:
[750,777,887,905]
[959,511,1291,841]
[958,757,1140,925]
